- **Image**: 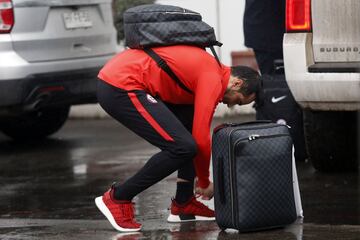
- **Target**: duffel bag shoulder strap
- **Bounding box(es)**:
[209,45,222,67]
[144,48,193,94]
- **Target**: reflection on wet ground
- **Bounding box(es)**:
[0,116,359,239]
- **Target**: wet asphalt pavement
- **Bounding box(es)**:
[0,115,359,240]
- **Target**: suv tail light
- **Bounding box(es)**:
[0,0,14,33]
[286,0,311,32]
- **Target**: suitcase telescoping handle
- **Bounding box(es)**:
[217,157,226,204]
[213,120,272,133]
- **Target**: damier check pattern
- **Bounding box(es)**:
[212,126,235,229]
[123,4,219,49]
[212,123,297,231]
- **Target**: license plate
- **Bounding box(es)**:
[63,11,92,29]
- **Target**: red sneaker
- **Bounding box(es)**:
[167,196,215,222]
[95,188,141,232]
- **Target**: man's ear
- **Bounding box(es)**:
[232,78,244,90]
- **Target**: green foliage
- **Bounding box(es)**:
[113,0,155,43]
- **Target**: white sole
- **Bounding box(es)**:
[111,232,143,240]
[95,196,141,232]
[167,213,215,223]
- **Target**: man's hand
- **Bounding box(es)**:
[195,180,214,200]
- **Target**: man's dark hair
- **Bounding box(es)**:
[230,65,261,96]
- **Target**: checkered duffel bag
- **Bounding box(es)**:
[123,4,222,50]
[123,4,222,93]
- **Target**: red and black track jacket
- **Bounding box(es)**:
[98,45,230,188]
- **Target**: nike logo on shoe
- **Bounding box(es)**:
[271,95,287,103]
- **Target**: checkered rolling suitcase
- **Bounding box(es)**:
[212,121,302,232]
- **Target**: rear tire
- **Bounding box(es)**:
[1,106,70,141]
[303,110,358,171]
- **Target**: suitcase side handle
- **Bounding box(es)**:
[217,157,226,204]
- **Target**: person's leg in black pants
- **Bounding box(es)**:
[97,80,197,201]
[164,103,196,204]
[253,49,283,74]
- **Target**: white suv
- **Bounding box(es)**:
[283,0,360,171]
[0,0,116,140]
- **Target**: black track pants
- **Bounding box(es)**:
[253,49,284,74]
[97,80,196,200]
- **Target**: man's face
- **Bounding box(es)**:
[222,91,256,108]
[222,76,256,107]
